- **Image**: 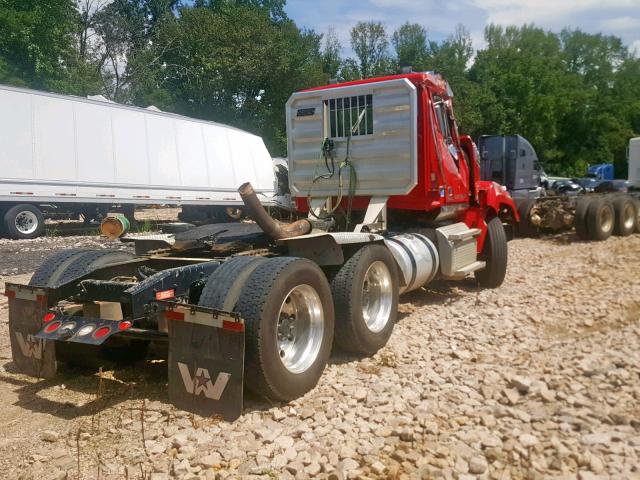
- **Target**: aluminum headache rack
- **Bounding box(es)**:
[5,283,246,422]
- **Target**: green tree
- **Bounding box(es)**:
[471,24,574,172]
[0,0,80,90]
[321,28,342,80]
[557,29,635,175]
[195,0,287,22]
[143,4,324,154]
[350,21,392,78]
[392,22,427,69]
[90,0,179,101]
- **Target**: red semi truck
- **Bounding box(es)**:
[6,72,518,420]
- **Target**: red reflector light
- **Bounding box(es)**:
[43,312,56,323]
[118,321,132,331]
[94,326,111,339]
[155,289,175,300]
[223,320,244,332]
[45,321,62,333]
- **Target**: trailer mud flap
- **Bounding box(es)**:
[163,304,245,421]
[5,283,56,378]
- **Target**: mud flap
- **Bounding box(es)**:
[162,303,245,421]
[5,283,57,378]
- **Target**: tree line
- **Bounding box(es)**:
[1,0,638,176]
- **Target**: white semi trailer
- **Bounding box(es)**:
[0,84,281,239]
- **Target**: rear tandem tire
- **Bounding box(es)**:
[330,244,399,355]
[475,216,508,289]
[231,257,335,401]
[29,249,136,288]
[516,198,538,237]
[586,198,615,241]
[574,197,592,240]
[612,196,636,237]
[198,256,267,311]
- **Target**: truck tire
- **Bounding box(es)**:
[4,204,45,239]
[29,249,135,288]
[233,257,334,401]
[330,245,399,355]
[516,199,538,237]
[612,196,636,236]
[198,256,266,311]
[574,197,592,240]
[634,199,640,233]
[586,198,614,241]
[475,216,508,288]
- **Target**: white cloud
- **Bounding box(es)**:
[287,0,640,57]
[601,16,640,30]
[472,0,639,27]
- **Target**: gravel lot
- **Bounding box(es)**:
[0,233,639,480]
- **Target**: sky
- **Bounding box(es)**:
[285,0,640,57]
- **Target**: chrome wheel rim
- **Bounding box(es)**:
[276,284,324,374]
[15,211,38,235]
[362,261,393,333]
[623,203,635,230]
[600,207,613,233]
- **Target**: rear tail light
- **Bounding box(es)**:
[93,326,111,339]
[43,312,56,323]
[45,321,62,333]
[118,320,132,331]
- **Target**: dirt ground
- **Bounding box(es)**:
[0,232,638,480]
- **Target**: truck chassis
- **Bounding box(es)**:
[516,192,640,239]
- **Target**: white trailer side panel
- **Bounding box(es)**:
[0,84,276,205]
[629,137,640,188]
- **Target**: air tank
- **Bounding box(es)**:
[384,233,439,294]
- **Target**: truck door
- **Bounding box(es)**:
[431,95,469,204]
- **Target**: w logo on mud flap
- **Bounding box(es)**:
[14,332,44,360]
[177,363,231,400]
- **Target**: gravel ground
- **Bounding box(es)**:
[0,207,179,276]
[0,233,639,480]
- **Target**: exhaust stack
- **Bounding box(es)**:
[238,182,311,240]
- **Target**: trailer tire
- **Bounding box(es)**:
[234,257,334,401]
[330,245,399,355]
[198,256,267,311]
[516,199,538,237]
[4,204,45,239]
[475,216,508,288]
[612,196,636,236]
[586,198,614,241]
[574,197,592,240]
